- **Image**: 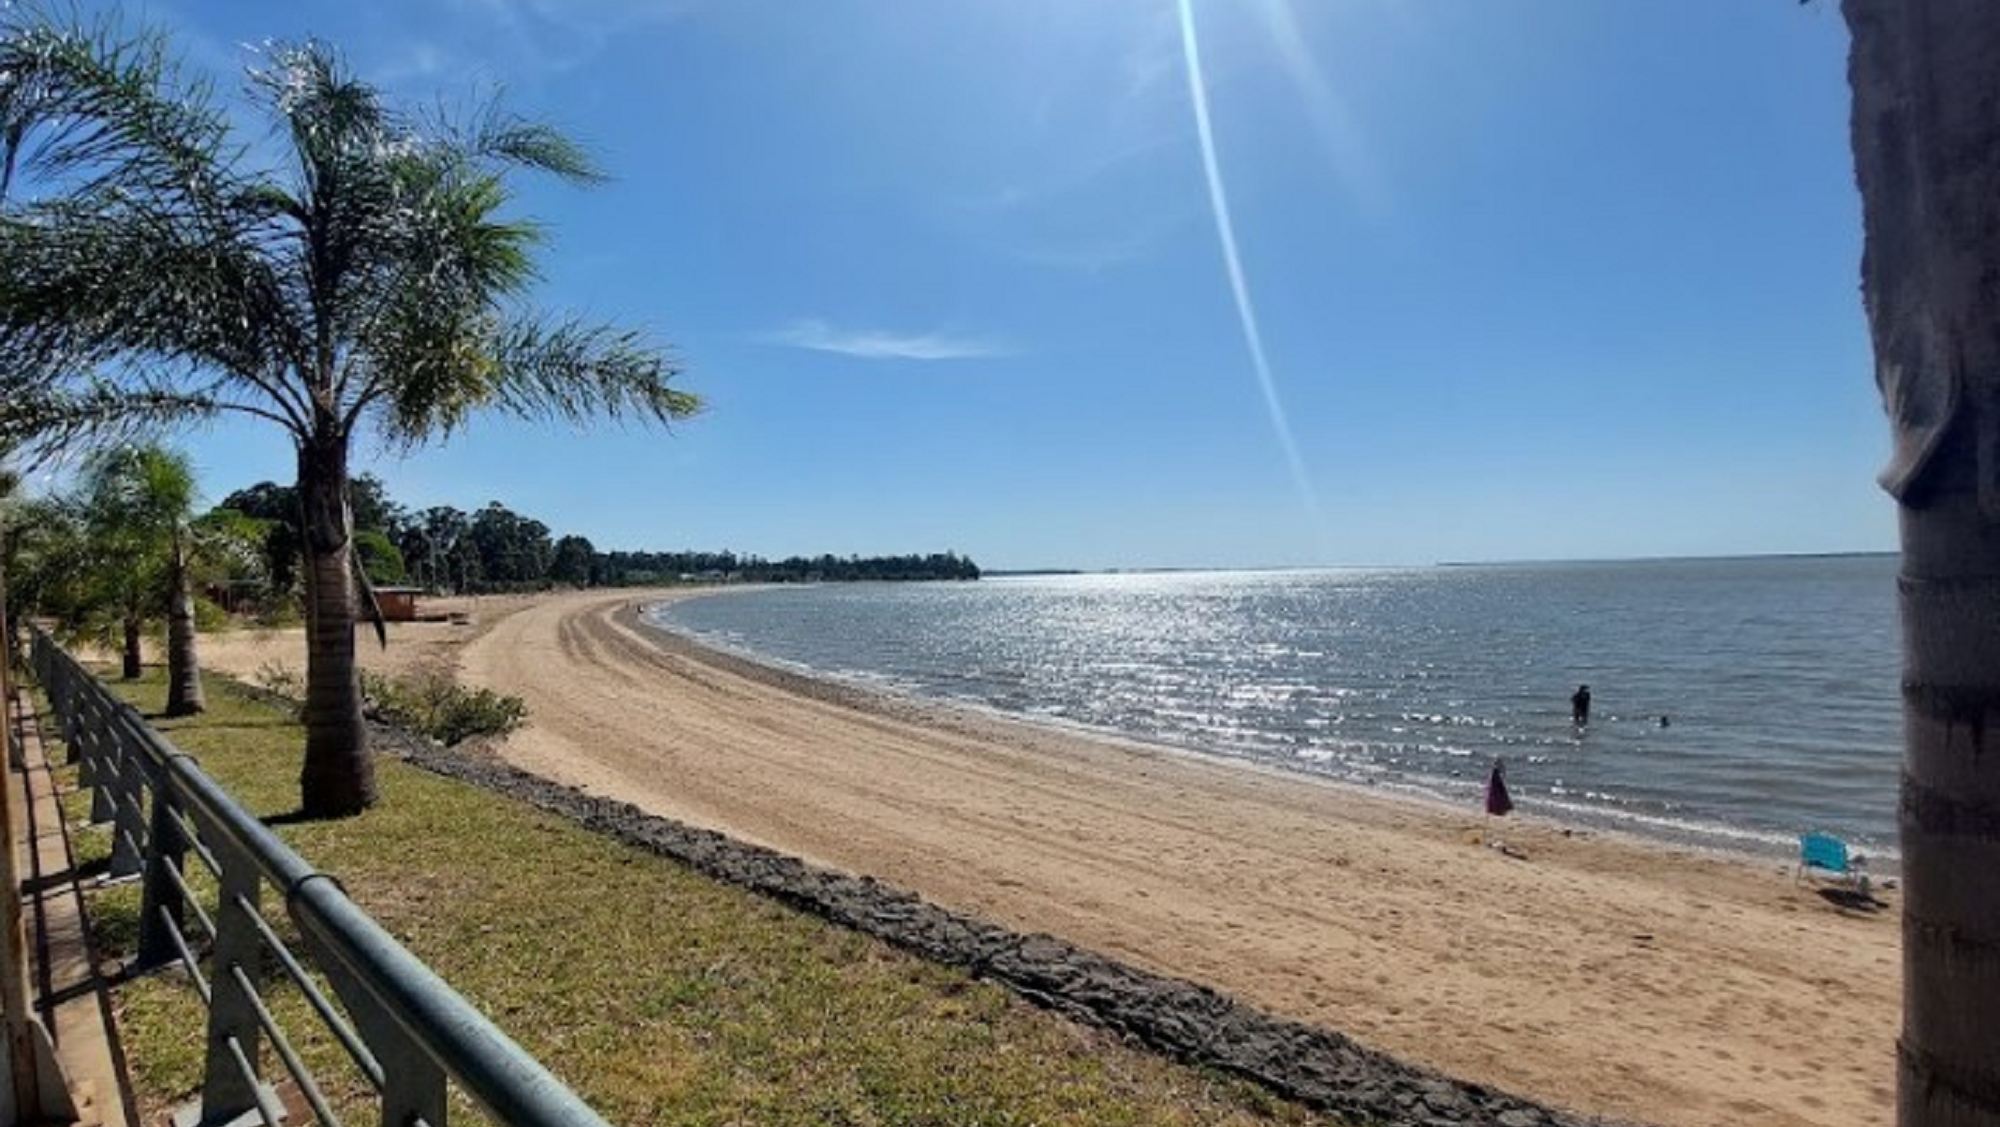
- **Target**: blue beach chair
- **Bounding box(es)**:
[1797,832,1866,891]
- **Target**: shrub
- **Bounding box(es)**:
[193,596,230,633]
[249,661,307,719]
[253,660,304,700]
[251,598,304,629]
[360,668,527,746]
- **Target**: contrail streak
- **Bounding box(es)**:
[1176,0,1329,552]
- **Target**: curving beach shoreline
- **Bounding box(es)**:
[199,587,1898,1127]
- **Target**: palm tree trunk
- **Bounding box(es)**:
[163,530,204,716]
[296,432,376,816]
[120,610,141,680]
[1845,2,2000,1124]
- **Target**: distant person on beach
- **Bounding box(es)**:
[1571,684,1592,726]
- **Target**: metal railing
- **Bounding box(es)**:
[29,627,617,1127]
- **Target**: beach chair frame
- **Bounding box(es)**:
[1796,831,1866,891]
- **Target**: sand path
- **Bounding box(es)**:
[202,588,1900,1127]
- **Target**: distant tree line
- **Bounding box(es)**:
[596,550,981,586]
[210,476,980,600]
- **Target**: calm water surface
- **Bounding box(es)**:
[648,556,1900,862]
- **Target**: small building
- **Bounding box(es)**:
[374,586,424,622]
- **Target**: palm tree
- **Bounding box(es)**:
[2,493,81,630]
[76,449,164,682]
[1843,2,2000,1124]
[0,15,697,815]
[73,446,206,713]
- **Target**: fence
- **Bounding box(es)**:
[28,627,617,1127]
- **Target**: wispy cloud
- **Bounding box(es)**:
[1250,0,1393,215]
[958,134,1182,216]
[763,319,1011,362]
[441,0,708,76]
[950,133,1186,275]
[1005,231,1159,273]
[1121,8,1183,104]
[373,41,459,87]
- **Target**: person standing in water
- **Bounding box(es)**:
[1571,683,1592,726]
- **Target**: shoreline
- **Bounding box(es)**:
[635,588,1872,876]
[196,588,1900,1127]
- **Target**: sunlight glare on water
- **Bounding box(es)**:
[652,557,1901,862]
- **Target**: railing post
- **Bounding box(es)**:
[306,932,447,1127]
[80,697,117,826]
[61,679,116,825]
[54,653,86,770]
[369,998,447,1127]
[134,762,188,972]
[42,652,86,775]
[103,713,148,881]
[196,835,265,1127]
[26,634,51,717]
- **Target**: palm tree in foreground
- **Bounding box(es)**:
[0,16,699,815]
[1843,1,2000,1124]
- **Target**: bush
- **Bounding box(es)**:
[250,661,306,718]
[251,598,303,629]
[193,595,231,633]
[360,668,527,746]
[253,660,304,699]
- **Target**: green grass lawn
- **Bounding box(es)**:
[57,671,1356,1127]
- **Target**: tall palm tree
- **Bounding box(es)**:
[1843,2,2000,1124]
[0,16,697,815]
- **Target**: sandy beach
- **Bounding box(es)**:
[198,587,1899,1127]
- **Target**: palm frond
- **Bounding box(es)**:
[360,314,694,446]
[0,7,236,216]
[0,376,219,466]
[356,165,540,322]
[78,443,195,537]
[339,165,546,426]
[487,316,697,426]
[351,549,388,650]
[0,12,312,445]
[460,99,604,184]
[0,196,311,421]
[352,306,494,441]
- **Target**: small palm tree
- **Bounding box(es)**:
[0,15,698,815]
[3,493,84,630]
[72,445,206,712]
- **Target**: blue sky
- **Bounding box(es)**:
[77,0,1881,571]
